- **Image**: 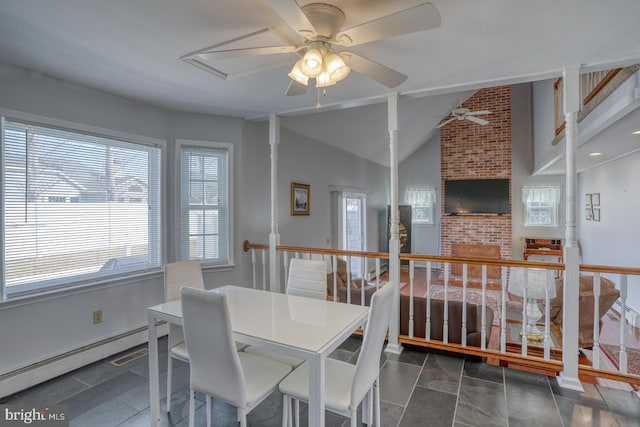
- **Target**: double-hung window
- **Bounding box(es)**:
[178,141,232,266]
[1,118,162,297]
[522,186,560,226]
[404,187,436,224]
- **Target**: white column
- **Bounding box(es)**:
[557,64,584,392]
[269,114,281,293]
[385,93,402,354]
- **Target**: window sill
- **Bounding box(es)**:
[0,269,163,310]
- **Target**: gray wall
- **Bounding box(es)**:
[511,83,565,259]
[532,79,561,170]
[0,62,388,377]
[578,147,640,313]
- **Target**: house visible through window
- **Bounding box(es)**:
[523,186,560,226]
[1,118,162,296]
[404,187,436,224]
[179,142,232,265]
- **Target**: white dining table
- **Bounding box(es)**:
[147,285,369,427]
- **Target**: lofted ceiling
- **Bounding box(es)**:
[1,0,639,167]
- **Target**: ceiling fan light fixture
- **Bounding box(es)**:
[288,59,309,85]
[301,47,323,77]
[324,51,350,82]
[315,70,337,88]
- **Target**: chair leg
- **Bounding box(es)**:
[166,356,173,412]
[362,387,372,426]
[188,389,196,427]
[294,399,300,427]
[206,394,212,427]
[238,408,247,427]
[350,410,357,427]
[374,378,381,427]
[282,394,289,427]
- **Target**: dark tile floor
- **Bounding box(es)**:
[2,337,639,426]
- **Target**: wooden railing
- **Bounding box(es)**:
[243,240,640,388]
[554,67,625,136]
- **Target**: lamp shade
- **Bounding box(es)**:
[315,70,337,88]
[301,47,323,78]
[508,267,556,299]
[288,59,309,85]
[324,51,350,82]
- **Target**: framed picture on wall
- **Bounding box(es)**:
[290,182,311,216]
[593,208,600,222]
[586,207,593,221]
[592,193,600,206]
[585,193,592,207]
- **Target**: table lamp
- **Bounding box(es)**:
[508,267,556,342]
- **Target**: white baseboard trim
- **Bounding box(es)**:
[0,324,168,399]
[613,300,640,328]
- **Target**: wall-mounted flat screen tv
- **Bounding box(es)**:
[444,179,510,215]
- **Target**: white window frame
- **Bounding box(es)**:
[0,112,164,299]
[176,139,234,267]
[522,186,560,227]
[404,187,436,225]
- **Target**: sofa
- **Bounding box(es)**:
[336,286,493,347]
[547,275,620,348]
[400,295,493,347]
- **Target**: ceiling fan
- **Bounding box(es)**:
[436,108,492,128]
[181,1,441,95]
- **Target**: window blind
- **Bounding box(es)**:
[2,119,161,295]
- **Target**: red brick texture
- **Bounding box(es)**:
[440,86,512,259]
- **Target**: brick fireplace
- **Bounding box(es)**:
[440,86,512,259]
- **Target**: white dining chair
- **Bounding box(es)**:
[164,259,204,412]
[180,287,292,427]
[164,259,248,412]
[243,258,327,368]
[279,282,394,427]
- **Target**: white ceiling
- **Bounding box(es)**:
[1,0,640,167]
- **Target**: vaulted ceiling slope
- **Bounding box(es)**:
[1,0,639,120]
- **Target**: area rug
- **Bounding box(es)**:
[599,343,640,377]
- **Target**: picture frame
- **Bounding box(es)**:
[586,207,593,221]
[592,193,600,206]
[593,208,600,222]
[290,182,311,216]
[585,193,592,207]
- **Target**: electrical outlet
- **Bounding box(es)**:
[93,310,103,324]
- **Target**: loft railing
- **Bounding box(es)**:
[554,67,627,136]
[243,240,640,389]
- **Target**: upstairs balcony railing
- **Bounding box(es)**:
[553,67,631,136]
[244,240,640,391]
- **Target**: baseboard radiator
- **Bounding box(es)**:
[0,324,168,399]
[613,300,640,328]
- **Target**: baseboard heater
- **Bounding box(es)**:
[0,323,168,399]
[613,299,640,328]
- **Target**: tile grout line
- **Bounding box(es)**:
[394,352,429,427]
[502,365,509,427]
[451,359,465,426]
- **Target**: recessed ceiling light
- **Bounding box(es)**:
[632,130,640,135]
[589,152,602,156]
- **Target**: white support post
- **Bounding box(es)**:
[557,64,585,392]
[385,93,402,354]
[269,114,281,293]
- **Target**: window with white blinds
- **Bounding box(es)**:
[1,118,162,296]
[178,142,232,265]
[404,187,436,224]
[522,186,560,226]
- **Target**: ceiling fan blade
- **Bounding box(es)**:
[436,117,456,128]
[465,116,489,126]
[197,45,298,60]
[343,53,407,88]
[466,110,492,116]
[285,80,308,96]
[335,2,440,46]
[268,0,316,37]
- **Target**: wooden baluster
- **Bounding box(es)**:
[251,248,256,289]
[521,268,528,357]
[480,265,487,351]
[283,251,289,293]
[375,258,381,290]
[361,256,366,306]
[332,254,338,303]
[261,249,267,291]
[543,269,552,360]
[443,262,449,345]
[346,255,352,305]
